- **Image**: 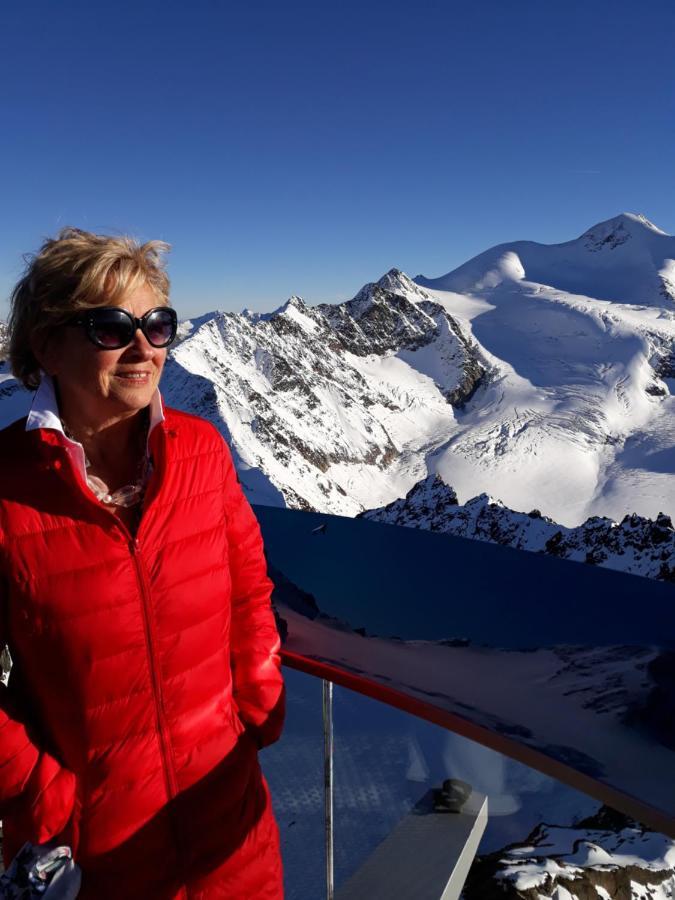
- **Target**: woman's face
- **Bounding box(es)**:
[40,284,169,429]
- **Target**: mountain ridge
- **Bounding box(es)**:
[360,473,675,583]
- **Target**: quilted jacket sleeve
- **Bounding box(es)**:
[223,440,285,749]
[0,589,76,843]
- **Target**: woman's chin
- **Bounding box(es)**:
[108,380,157,411]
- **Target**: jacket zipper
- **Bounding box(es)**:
[130,538,178,800]
[130,537,188,898]
[129,439,189,898]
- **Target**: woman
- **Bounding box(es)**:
[0,228,285,898]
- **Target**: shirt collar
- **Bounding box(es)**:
[26,373,165,437]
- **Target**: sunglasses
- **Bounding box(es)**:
[67,306,178,350]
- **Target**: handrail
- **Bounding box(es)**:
[281,649,675,840]
[257,505,675,841]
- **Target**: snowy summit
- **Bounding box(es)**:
[417,213,675,307]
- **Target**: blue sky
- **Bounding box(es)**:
[1,0,673,318]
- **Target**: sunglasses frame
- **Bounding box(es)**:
[67,306,178,350]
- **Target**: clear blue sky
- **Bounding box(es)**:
[1,0,674,318]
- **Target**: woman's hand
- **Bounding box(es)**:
[0,840,82,899]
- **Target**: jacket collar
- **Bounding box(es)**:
[25,373,165,484]
[26,373,165,437]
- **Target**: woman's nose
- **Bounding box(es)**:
[125,329,156,359]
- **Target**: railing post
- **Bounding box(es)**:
[323,678,334,900]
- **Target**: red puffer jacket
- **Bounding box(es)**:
[0,409,285,899]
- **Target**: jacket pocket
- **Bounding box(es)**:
[230,701,258,751]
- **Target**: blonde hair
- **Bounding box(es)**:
[9,227,171,389]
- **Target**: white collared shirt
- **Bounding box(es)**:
[25,373,165,490]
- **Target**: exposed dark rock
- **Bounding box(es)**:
[463,804,675,900]
[317,269,486,409]
[278,485,316,512]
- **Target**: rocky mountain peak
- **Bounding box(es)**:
[357,474,459,530]
[375,267,427,298]
[580,212,667,252]
[163,270,485,513]
[311,273,487,413]
[280,294,307,311]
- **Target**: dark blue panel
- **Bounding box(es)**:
[256,506,674,649]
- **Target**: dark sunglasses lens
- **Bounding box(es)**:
[144,309,176,347]
[90,310,134,348]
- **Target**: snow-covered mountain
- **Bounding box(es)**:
[463,805,675,899]
[162,268,485,514]
[160,211,675,528]
[360,473,675,582]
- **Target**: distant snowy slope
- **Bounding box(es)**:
[416,213,675,306]
[0,363,31,429]
[409,217,675,526]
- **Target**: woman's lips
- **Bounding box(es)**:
[114,372,151,382]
